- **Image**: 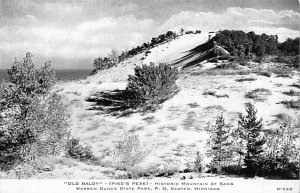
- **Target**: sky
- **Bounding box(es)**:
[0,0,299,69]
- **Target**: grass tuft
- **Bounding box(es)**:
[282,90,300,96]
[245,88,272,102]
[277,100,300,109]
[235,77,257,82]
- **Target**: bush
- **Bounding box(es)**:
[0,53,69,170]
[244,88,272,102]
[113,132,146,168]
[221,165,242,174]
[282,90,300,96]
[203,90,216,96]
[277,100,300,109]
[289,83,300,89]
[126,63,179,110]
[91,57,117,75]
[259,71,272,77]
[66,138,95,161]
[263,122,299,179]
[87,63,180,115]
[235,77,256,82]
[215,62,241,69]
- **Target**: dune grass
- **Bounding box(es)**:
[235,77,257,82]
[245,88,272,102]
[282,90,300,96]
[277,99,300,109]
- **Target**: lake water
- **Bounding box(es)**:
[0,69,92,82]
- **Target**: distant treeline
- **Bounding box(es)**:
[212,30,299,59]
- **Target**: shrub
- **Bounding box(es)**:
[66,138,95,161]
[215,62,240,69]
[263,122,299,179]
[276,74,292,78]
[277,100,300,109]
[282,90,300,96]
[126,63,179,110]
[289,83,300,89]
[221,165,242,174]
[113,132,146,167]
[244,88,272,102]
[235,77,256,82]
[0,53,69,170]
[259,71,272,77]
[91,57,116,75]
[203,90,216,96]
[1,162,38,179]
[87,63,180,115]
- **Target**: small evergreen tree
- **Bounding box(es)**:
[207,114,232,171]
[237,103,265,176]
[194,151,203,172]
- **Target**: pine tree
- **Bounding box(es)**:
[0,53,69,169]
[207,114,232,171]
[238,103,265,176]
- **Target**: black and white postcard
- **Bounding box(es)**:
[0,0,299,192]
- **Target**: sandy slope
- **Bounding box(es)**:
[50,33,300,178]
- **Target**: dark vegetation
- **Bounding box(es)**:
[244,88,272,102]
[0,53,97,178]
[277,100,300,109]
[173,30,299,70]
[235,77,256,82]
[213,30,279,58]
[0,53,68,172]
[91,57,117,75]
[66,138,96,161]
[258,71,272,77]
[206,104,299,179]
[213,30,299,68]
[289,83,300,89]
[278,37,299,56]
[282,90,300,96]
[87,63,180,116]
[202,90,216,96]
[202,90,229,98]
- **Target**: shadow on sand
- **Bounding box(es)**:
[85,90,141,117]
[171,40,229,69]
